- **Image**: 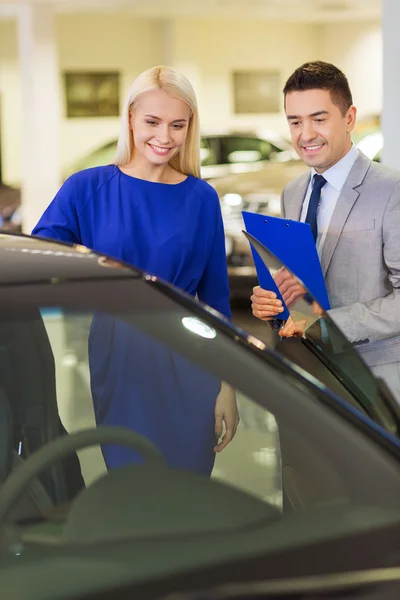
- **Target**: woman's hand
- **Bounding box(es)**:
[214,382,240,452]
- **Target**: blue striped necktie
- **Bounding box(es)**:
[305,174,327,242]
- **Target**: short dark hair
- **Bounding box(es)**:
[283,61,353,116]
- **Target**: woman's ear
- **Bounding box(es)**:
[128,107,134,131]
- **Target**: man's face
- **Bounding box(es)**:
[285,89,356,173]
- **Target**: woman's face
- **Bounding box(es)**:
[130,89,191,167]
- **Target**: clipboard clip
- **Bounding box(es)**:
[269,318,287,332]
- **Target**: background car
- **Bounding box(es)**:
[0,183,22,233]
[213,159,308,297]
[64,131,299,182]
[354,113,382,161]
[357,131,383,162]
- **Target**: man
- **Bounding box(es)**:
[251,61,400,401]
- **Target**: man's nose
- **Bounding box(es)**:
[300,121,317,142]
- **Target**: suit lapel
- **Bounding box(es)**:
[285,174,309,220]
[320,185,359,274]
[320,151,371,275]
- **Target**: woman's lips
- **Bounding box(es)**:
[148,144,172,156]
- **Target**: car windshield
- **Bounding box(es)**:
[0,237,400,600]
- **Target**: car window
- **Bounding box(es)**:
[200,137,220,166]
[219,136,278,165]
[40,304,283,508]
[0,268,399,522]
[66,141,118,177]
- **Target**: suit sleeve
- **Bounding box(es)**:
[280,189,286,217]
[328,182,400,345]
[197,192,231,320]
[31,176,81,244]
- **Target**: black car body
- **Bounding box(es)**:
[0,234,398,600]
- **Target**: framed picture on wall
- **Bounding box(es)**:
[233,70,280,114]
[64,71,120,118]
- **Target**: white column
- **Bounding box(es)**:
[159,19,202,100]
[160,18,174,66]
[17,3,62,233]
[381,0,400,169]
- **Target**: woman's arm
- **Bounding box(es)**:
[32,176,81,244]
[197,191,231,320]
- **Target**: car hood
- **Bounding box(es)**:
[211,160,308,199]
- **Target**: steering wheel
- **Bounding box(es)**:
[0,426,164,527]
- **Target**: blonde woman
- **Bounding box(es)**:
[33,66,238,476]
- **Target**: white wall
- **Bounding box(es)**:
[0,15,165,185]
[58,14,165,171]
[169,19,317,136]
[318,21,382,117]
[0,14,382,186]
[0,20,21,185]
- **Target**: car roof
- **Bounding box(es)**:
[0,233,139,285]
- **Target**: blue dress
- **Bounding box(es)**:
[33,166,231,475]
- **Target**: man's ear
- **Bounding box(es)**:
[347,105,357,132]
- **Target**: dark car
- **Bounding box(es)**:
[0,183,22,233]
[0,234,398,600]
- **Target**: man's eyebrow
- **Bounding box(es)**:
[287,110,329,120]
[144,114,188,123]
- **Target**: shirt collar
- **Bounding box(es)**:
[310,143,359,192]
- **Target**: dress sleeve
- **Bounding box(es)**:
[31,176,81,244]
[197,190,231,320]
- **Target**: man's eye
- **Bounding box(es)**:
[290,121,300,127]
[315,119,326,123]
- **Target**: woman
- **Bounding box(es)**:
[33,65,239,475]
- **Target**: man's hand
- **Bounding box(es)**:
[251,286,284,320]
[274,268,306,309]
[278,302,324,338]
[214,382,240,452]
[278,315,307,338]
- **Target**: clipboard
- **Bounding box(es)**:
[242,230,397,423]
[242,211,330,321]
[243,230,322,328]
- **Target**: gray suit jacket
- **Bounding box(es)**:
[281,151,400,368]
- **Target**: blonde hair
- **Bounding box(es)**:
[114,65,201,178]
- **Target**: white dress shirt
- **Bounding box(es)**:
[300,144,359,255]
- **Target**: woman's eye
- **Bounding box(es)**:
[146,120,158,126]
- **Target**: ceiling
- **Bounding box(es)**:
[0,0,381,22]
